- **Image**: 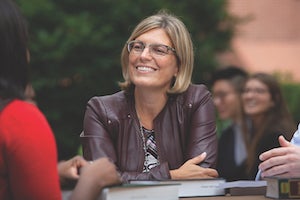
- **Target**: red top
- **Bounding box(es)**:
[0,100,61,200]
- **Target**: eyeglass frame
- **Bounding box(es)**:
[242,87,269,95]
[127,40,176,57]
[213,91,237,101]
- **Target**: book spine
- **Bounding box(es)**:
[289,180,300,198]
[278,179,300,199]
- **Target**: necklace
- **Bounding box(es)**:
[138,119,150,172]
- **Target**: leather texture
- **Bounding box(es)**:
[81,84,217,182]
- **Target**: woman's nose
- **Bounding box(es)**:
[139,47,153,59]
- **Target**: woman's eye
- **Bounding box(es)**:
[153,46,167,54]
[133,43,143,50]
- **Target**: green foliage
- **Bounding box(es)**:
[281,83,300,125]
[16,0,235,159]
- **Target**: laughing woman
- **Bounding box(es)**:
[81,10,218,182]
[241,73,296,179]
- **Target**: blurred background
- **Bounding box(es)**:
[15,0,300,160]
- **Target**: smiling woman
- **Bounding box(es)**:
[241,72,296,179]
[80,10,219,183]
[127,28,178,93]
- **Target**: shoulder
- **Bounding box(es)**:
[87,91,128,109]
[186,83,210,95]
[174,84,212,105]
[86,91,130,119]
[0,100,55,148]
[0,100,47,123]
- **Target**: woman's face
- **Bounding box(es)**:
[128,28,178,91]
[212,80,241,121]
[242,79,274,118]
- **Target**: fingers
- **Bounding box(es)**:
[204,168,219,178]
[172,152,218,179]
[85,158,121,185]
[260,148,283,162]
[259,154,285,171]
[187,152,207,165]
[260,163,288,178]
[259,135,295,162]
[278,135,292,148]
[72,155,88,168]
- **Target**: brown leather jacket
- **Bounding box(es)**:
[81,84,217,182]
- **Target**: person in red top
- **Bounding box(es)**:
[0,100,61,199]
[0,0,121,199]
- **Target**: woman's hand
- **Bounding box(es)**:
[170,152,218,179]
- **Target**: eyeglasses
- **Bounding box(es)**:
[242,88,269,95]
[213,91,236,101]
[127,40,176,57]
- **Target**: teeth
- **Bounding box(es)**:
[245,100,256,107]
[136,66,155,72]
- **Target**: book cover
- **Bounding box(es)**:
[130,178,226,197]
[100,182,179,200]
[265,177,300,199]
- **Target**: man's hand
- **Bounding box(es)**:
[259,135,300,178]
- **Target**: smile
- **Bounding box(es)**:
[245,100,258,108]
[136,66,157,72]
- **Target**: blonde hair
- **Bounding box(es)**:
[119,10,194,94]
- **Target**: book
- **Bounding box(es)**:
[100,182,179,200]
[265,177,300,199]
[130,178,226,197]
[218,180,267,196]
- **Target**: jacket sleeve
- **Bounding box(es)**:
[81,97,117,161]
[186,85,218,169]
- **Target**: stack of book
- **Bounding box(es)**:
[100,182,180,200]
[64,175,300,199]
[101,177,300,199]
[100,178,226,200]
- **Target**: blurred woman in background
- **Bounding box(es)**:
[241,73,296,179]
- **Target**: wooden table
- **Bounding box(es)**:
[181,195,270,200]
